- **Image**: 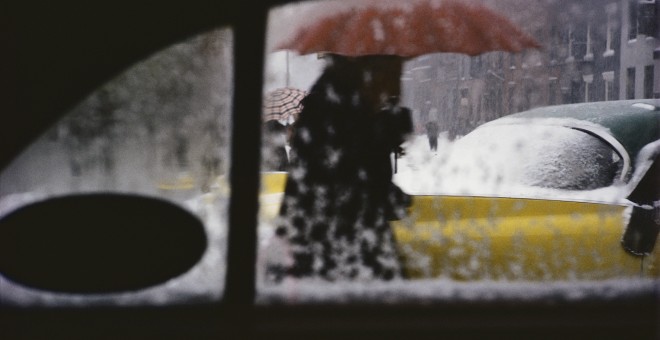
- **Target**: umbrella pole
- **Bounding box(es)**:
[285,50,290,87]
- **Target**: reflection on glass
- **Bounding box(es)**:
[257,0,659,304]
[0,28,233,306]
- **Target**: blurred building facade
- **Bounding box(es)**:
[402,0,658,138]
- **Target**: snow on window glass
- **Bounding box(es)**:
[257,0,659,304]
[0,28,233,306]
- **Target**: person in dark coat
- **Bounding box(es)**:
[262,120,290,172]
[275,54,412,281]
[425,120,439,151]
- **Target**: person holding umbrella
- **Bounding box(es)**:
[262,87,308,171]
[272,0,540,282]
[274,54,413,281]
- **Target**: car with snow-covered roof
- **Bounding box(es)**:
[260,99,660,281]
[389,99,660,280]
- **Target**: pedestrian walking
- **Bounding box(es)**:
[273,0,540,282]
[425,120,439,151]
[275,54,412,281]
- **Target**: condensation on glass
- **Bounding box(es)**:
[0,28,234,306]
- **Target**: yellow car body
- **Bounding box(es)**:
[258,171,659,281]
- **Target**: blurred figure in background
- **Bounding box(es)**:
[262,120,290,172]
[425,119,439,152]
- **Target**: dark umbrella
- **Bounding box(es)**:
[263,87,308,126]
[276,1,541,57]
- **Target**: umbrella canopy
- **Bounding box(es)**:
[276,1,541,57]
[263,87,308,126]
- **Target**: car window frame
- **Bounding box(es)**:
[2,1,659,338]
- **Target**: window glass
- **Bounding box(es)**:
[257,0,659,304]
[0,28,233,306]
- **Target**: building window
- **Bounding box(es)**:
[548,77,558,105]
[603,71,615,101]
[583,74,594,102]
[584,23,594,61]
[628,0,638,40]
[566,26,575,62]
[605,80,615,101]
[627,67,636,99]
[604,3,617,57]
[644,65,654,99]
[638,0,658,37]
[507,83,516,113]
[549,25,561,63]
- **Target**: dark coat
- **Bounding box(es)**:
[425,121,439,137]
[262,120,289,172]
[275,64,412,281]
[263,146,288,172]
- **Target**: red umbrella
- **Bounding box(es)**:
[263,87,308,126]
[276,1,541,57]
